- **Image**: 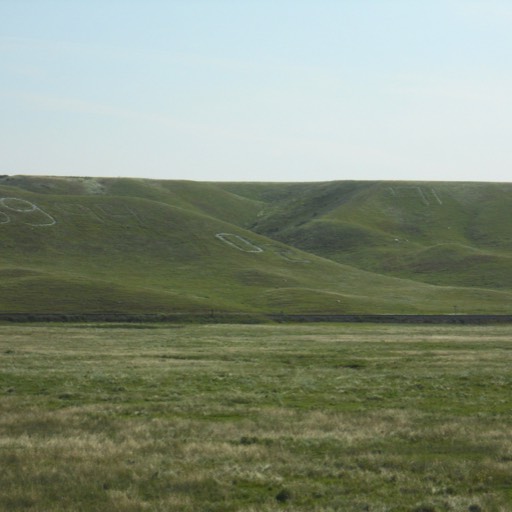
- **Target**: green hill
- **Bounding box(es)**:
[222,181,512,290]
[0,175,511,317]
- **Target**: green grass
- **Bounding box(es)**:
[1,176,512,315]
[228,180,512,291]
[1,323,512,510]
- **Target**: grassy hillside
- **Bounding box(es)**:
[222,181,512,290]
[0,175,511,316]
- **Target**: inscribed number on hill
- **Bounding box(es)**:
[215,233,263,253]
[0,198,56,226]
[388,186,443,206]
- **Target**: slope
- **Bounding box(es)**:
[0,176,511,316]
[221,181,512,291]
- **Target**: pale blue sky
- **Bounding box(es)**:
[1,1,512,182]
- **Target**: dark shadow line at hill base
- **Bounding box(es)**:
[1,312,512,324]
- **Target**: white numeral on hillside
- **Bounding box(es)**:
[0,198,56,226]
[216,233,263,253]
[388,186,442,206]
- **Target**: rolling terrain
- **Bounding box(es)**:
[222,181,512,289]
[0,175,511,317]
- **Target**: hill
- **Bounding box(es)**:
[0,175,511,317]
[221,181,512,290]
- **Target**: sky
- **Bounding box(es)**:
[1,1,512,183]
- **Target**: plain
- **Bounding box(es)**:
[1,322,511,511]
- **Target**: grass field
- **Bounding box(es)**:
[1,323,512,511]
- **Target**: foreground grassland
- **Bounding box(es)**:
[1,324,512,511]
